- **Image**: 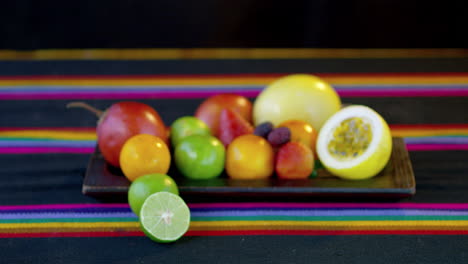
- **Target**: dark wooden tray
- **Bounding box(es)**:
[82,137,415,201]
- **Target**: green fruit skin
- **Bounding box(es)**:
[140,221,178,243]
[128,173,179,216]
[175,135,225,179]
[140,218,188,243]
[170,116,211,147]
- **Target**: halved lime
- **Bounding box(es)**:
[128,173,179,217]
[139,192,191,243]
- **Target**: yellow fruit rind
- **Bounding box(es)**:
[322,114,392,180]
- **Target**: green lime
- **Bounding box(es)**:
[170,116,211,147]
[128,173,179,217]
[140,192,191,243]
[174,135,225,180]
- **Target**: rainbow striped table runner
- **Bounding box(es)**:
[1,203,468,237]
[1,73,468,99]
[0,124,467,153]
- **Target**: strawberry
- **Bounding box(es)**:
[219,108,254,147]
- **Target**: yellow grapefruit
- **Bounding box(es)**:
[253,74,341,131]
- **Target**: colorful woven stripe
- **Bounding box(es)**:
[1,73,468,99]
[0,124,467,153]
[1,203,468,237]
[1,48,467,60]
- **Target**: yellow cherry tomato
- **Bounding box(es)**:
[120,134,171,182]
[278,120,318,155]
[226,134,274,179]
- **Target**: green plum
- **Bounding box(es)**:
[174,135,225,179]
[170,116,211,147]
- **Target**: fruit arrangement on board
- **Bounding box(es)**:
[69,74,393,243]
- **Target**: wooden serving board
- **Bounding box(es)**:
[82,137,415,201]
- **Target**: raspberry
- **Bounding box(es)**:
[254,122,274,138]
[267,127,291,147]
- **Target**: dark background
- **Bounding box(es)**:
[0,0,467,49]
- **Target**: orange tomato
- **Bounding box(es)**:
[120,134,171,181]
[278,120,318,154]
[226,134,274,179]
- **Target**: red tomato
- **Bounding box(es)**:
[195,94,252,137]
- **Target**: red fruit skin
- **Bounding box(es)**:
[275,142,314,179]
[97,102,168,167]
[195,94,252,137]
[219,109,254,147]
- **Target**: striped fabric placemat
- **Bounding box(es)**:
[0,124,467,153]
[1,73,468,99]
[1,203,468,238]
[1,48,467,60]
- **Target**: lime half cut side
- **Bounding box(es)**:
[140,192,191,243]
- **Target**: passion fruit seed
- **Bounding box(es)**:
[328,117,373,160]
[267,127,291,147]
[254,122,274,138]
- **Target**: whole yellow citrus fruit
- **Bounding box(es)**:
[253,74,341,131]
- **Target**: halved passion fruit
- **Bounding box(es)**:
[316,105,392,180]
